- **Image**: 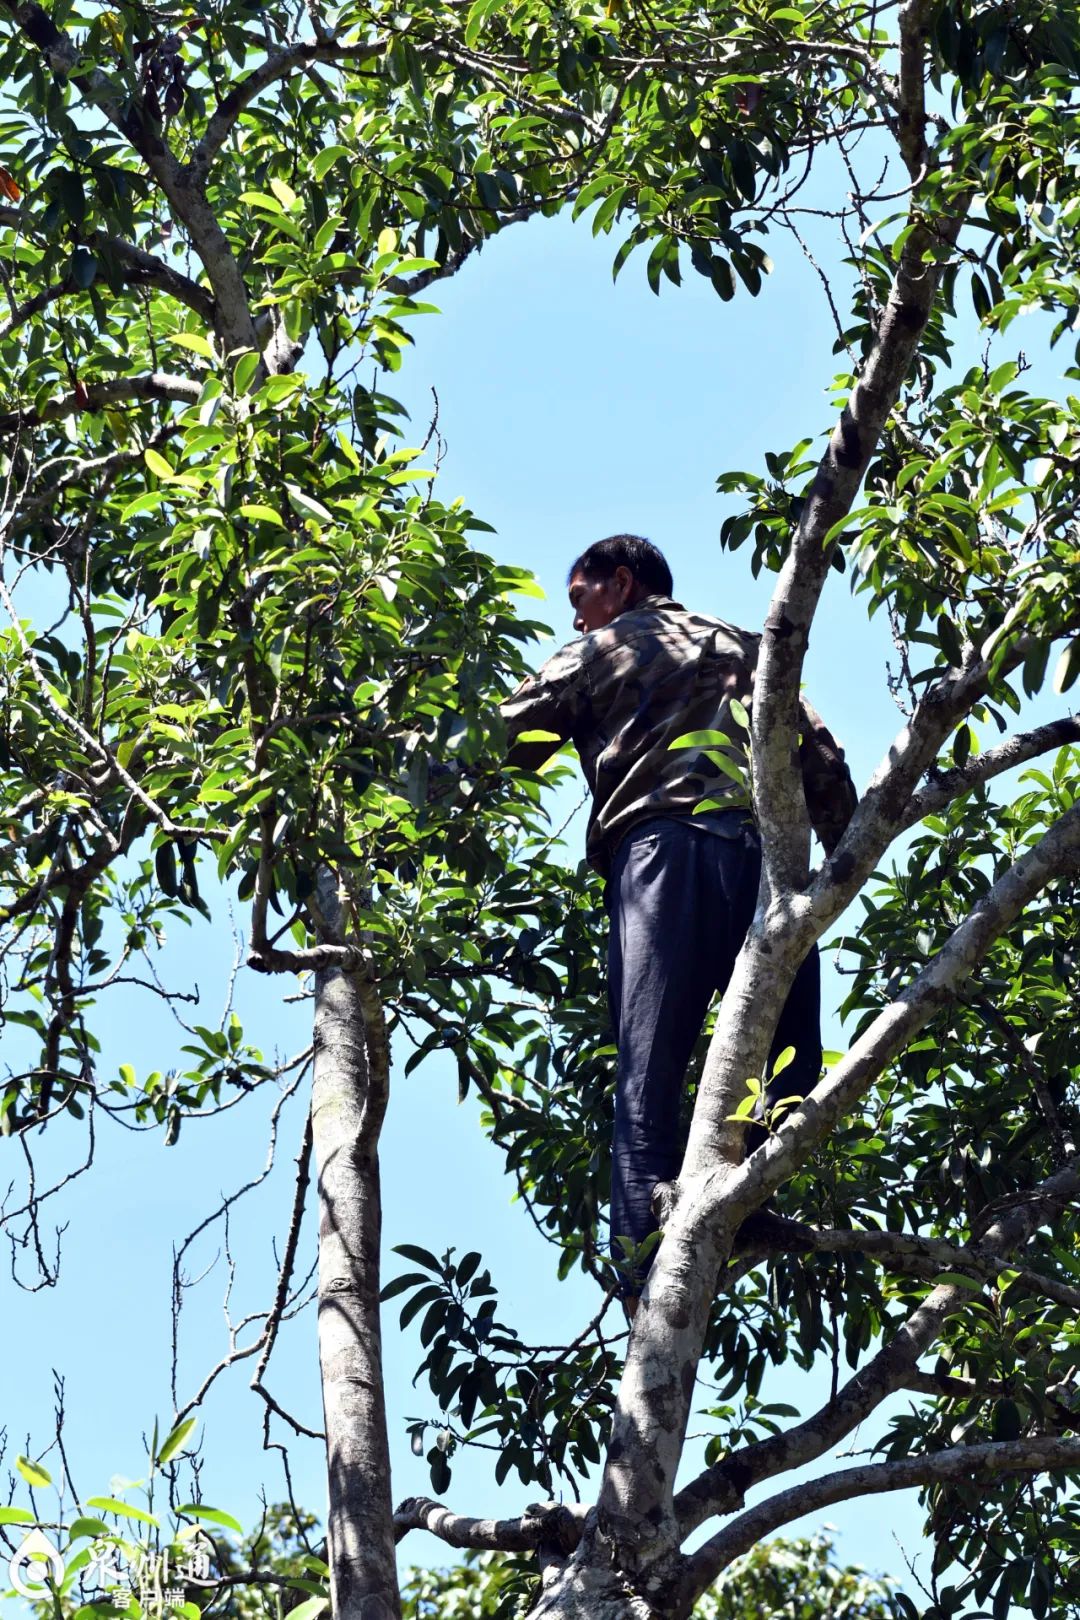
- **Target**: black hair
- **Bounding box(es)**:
[567,535,673,597]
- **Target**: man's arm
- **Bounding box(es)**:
[798,697,858,856]
[500,641,588,771]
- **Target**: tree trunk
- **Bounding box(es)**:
[529,1537,669,1620]
[311,873,400,1620]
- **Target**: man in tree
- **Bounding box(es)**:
[502,535,857,1305]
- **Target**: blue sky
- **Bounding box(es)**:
[3,159,1071,1610]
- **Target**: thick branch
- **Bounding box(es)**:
[896,0,932,178]
[748,206,963,900]
[903,715,1080,831]
[674,1161,1080,1538]
[681,1436,1080,1604]
[393,1497,587,1553]
[98,232,216,323]
[791,1223,1080,1312]
[0,373,200,433]
[0,210,214,327]
[680,806,1080,1288]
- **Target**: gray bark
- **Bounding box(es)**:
[312,873,400,1620]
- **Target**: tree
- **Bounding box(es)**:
[2,0,1080,1617]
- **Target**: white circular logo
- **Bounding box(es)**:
[8,1528,66,1598]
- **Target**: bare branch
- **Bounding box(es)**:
[252,1108,317,1434]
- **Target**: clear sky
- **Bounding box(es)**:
[3,155,1070,1612]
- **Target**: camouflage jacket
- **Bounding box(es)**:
[501,594,857,875]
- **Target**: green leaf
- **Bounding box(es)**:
[85,1497,160,1527]
[0,1505,34,1524]
[155,1416,197,1465]
[66,1517,111,1539]
[937,615,964,666]
[17,1455,52,1487]
[120,491,166,521]
[313,145,350,181]
[233,352,260,393]
[1053,637,1080,694]
[464,0,499,47]
[239,504,285,527]
[392,1244,442,1271]
[144,448,176,481]
[285,1601,329,1620]
[170,332,215,359]
[670,730,733,749]
[711,257,735,301]
[286,486,333,525]
[929,1272,984,1292]
[70,247,98,289]
[175,1503,243,1533]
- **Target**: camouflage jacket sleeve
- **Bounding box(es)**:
[499,640,590,771]
[798,697,858,855]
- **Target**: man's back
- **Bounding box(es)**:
[502,593,854,872]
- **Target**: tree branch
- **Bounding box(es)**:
[97,232,216,324]
[0,210,215,327]
[393,1496,588,1553]
[747,210,964,900]
[673,1160,1080,1538]
[190,39,388,179]
[782,1222,1080,1312]
[903,715,1080,831]
[680,1436,1080,1606]
[0,373,200,433]
[687,805,1080,1267]
[896,0,933,178]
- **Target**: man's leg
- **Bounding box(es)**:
[608,818,746,1293]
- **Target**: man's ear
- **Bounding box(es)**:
[614,565,636,602]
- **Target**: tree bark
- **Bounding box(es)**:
[311,871,400,1620]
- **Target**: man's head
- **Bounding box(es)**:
[566,535,673,634]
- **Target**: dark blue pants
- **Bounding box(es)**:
[607,813,822,1288]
